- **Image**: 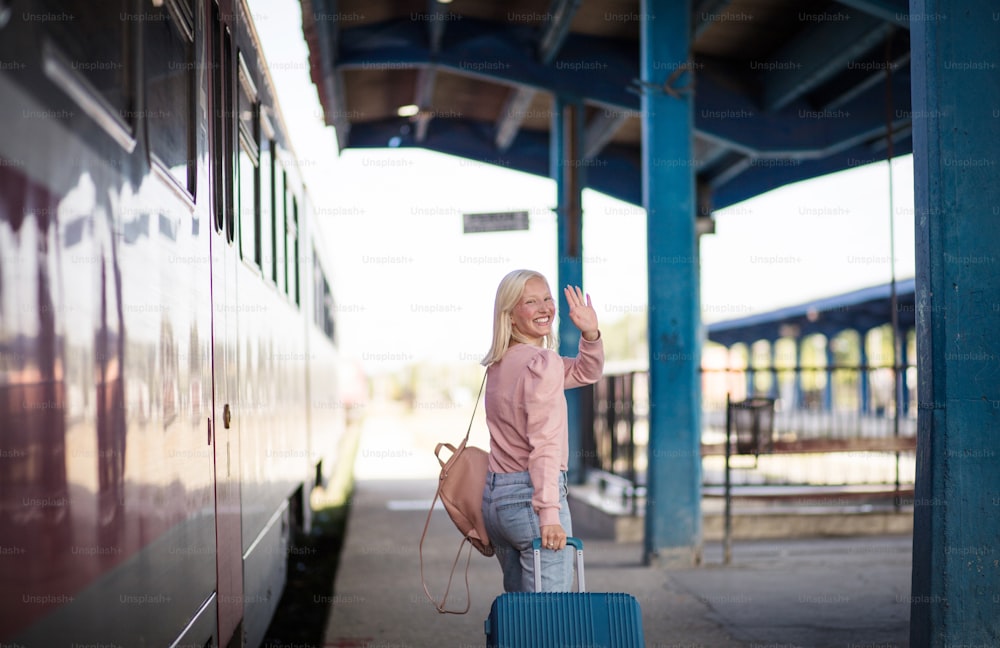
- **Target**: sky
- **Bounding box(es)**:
[248,0,916,374]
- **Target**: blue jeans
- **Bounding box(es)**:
[482,470,574,593]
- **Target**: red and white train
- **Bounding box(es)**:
[0,1,350,646]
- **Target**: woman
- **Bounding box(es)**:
[480,269,604,592]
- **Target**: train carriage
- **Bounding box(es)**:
[0,1,347,646]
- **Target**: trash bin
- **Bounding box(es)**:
[730,397,775,456]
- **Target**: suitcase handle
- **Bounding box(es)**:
[531,537,585,593]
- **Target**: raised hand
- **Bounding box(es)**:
[563,285,600,341]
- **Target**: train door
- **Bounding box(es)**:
[209,1,244,645]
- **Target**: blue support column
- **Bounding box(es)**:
[900,330,910,417]
[793,337,804,410]
[641,0,702,566]
[552,95,585,485]
[823,338,834,412]
[910,2,1000,644]
[859,330,870,415]
[768,340,779,399]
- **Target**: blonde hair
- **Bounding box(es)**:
[481,269,558,366]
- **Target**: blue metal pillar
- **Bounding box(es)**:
[768,340,779,399]
[900,330,910,417]
[744,344,754,398]
[823,337,834,412]
[793,337,804,410]
[859,330,870,415]
[641,0,701,565]
[910,2,1000,644]
[552,95,585,485]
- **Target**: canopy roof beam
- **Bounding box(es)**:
[494,0,582,151]
[413,1,450,142]
[583,107,632,160]
[692,0,736,40]
[834,0,910,27]
[760,8,895,112]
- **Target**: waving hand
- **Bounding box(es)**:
[563,285,600,341]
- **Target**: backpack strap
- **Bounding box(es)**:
[460,372,487,445]
[419,490,476,614]
[418,373,488,614]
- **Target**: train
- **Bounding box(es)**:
[0,0,352,646]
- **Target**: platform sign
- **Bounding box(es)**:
[463,210,529,233]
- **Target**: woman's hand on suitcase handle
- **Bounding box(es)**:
[541,525,567,551]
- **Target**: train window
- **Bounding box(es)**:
[312,247,336,342]
[313,251,336,342]
[292,197,300,307]
[211,1,223,233]
[323,277,336,341]
[286,196,298,303]
[145,0,195,192]
[269,152,279,284]
[238,149,258,264]
[260,132,274,278]
[274,166,287,293]
[38,0,130,117]
[237,55,259,266]
[211,1,235,242]
[313,252,323,330]
[223,27,235,243]
[283,179,292,297]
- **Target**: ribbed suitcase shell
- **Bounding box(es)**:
[485,591,644,647]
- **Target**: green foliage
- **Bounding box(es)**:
[598,312,648,364]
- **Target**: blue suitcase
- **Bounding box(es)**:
[484,537,645,647]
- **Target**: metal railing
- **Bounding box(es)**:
[581,365,918,504]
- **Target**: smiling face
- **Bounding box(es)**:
[510,277,554,346]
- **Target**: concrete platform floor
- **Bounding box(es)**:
[321,405,913,648]
[322,478,912,648]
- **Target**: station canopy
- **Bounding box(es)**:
[706,277,915,347]
[301,0,912,211]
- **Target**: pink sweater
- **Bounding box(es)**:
[484,336,605,527]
